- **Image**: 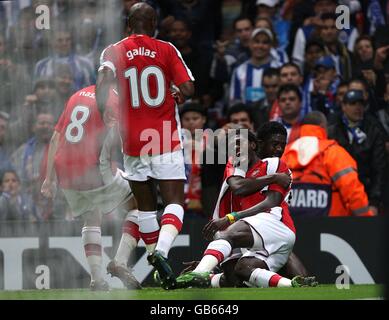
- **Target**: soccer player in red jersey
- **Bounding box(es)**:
[96,3,194,290]
[41,85,141,291]
[177,123,317,288]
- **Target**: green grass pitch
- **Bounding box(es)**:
[0,285,383,300]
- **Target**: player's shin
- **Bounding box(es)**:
[138,211,160,253]
[249,268,292,288]
[114,210,139,266]
[155,204,184,258]
[194,239,232,273]
[82,226,103,281]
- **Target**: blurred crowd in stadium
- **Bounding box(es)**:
[0,0,388,221]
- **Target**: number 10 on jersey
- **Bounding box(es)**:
[125,66,166,108]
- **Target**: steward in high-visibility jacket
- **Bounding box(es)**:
[282,122,374,217]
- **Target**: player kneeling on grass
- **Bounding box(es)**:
[176,123,318,289]
[41,85,141,291]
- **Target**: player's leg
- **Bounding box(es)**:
[155,179,185,259]
[212,258,244,288]
[176,221,253,288]
[81,210,109,291]
[278,251,309,278]
[107,197,142,289]
[234,256,318,288]
[130,179,160,254]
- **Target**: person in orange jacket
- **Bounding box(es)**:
[281,111,374,217]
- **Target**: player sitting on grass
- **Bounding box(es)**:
[175,122,318,289]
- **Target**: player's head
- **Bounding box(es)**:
[127,2,157,37]
[301,111,328,131]
[256,121,287,158]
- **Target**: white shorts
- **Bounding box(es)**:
[123,150,186,181]
[239,212,296,272]
[62,169,133,217]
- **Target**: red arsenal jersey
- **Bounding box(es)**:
[217,158,295,233]
[99,34,194,156]
[54,86,116,189]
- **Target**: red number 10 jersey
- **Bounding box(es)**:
[99,34,194,156]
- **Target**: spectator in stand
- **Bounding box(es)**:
[33,26,95,92]
[53,63,77,114]
[292,1,358,73]
[254,0,291,52]
[180,103,207,216]
[210,16,253,95]
[0,33,31,114]
[7,79,57,151]
[0,170,36,221]
[275,84,303,143]
[273,62,311,120]
[282,111,375,217]
[310,55,341,122]
[169,19,210,102]
[157,0,223,62]
[328,89,387,215]
[303,39,325,81]
[352,35,375,77]
[348,77,380,116]
[254,17,289,64]
[319,13,353,80]
[251,67,280,129]
[0,112,13,174]
[229,28,282,106]
[10,112,57,220]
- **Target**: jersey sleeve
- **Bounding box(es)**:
[99,45,117,78]
[167,42,195,86]
[265,158,289,196]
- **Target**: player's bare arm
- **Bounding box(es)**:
[96,67,115,117]
[227,173,291,197]
[203,191,283,240]
[41,131,60,198]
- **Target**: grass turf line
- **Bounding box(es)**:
[0,285,383,300]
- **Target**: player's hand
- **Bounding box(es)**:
[180,261,200,275]
[171,89,185,105]
[203,217,229,241]
[41,179,57,199]
[273,172,292,188]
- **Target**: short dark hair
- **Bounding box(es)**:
[227,103,254,123]
[233,15,253,30]
[263,67,280,78]
[280,62,302,75]
[277,84,302,101]
[0,169,20,184]
[348,77,369,92]
[305,39,325,53]
[337,80,349,88]
[257,121,287,142]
